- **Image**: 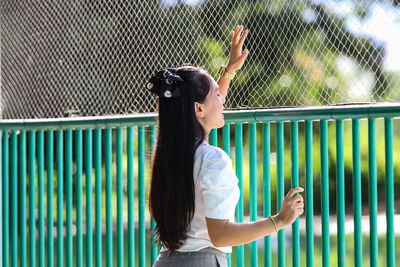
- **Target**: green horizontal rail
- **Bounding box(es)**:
[2,104,400,130]
[0,105,399,267]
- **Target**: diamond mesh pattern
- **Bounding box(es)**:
[2,1,400,119]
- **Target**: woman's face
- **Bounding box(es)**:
[194,77,225,134]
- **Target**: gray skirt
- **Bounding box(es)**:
[152,247,228,267]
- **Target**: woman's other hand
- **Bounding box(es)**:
[226,25,249,73]
[275,187,304,230]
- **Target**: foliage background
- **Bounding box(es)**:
[2,0,400,119]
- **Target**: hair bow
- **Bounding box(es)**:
[146,69,184,98]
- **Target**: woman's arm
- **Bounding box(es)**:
[218,25,249,98]
[206,187,304,247]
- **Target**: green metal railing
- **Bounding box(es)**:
[1,104,399,267]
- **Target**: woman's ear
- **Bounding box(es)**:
[194,102,205,118]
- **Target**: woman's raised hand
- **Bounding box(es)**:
[226,25,249,73]
[275,187,304,230]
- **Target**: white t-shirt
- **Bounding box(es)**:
[174,140,240,253]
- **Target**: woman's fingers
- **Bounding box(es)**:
[294,202,304,209]
[234,25,242,44]
[238,29,248,48]
[296,209,304,216]
[232,25,244,46]
[277,187,305,227]
[231,30,236,46]
[292,194,304,203]
[286,187,304,198]
[232,26,239,46]
[227,25,249,72]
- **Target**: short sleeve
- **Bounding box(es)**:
[200,147,239,220]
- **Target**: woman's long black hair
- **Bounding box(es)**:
[149,66,211,250]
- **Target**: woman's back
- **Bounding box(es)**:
[173,141,239,253]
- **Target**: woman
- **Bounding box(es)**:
[148,26,304,267]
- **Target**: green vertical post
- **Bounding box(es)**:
[86,129,93,267]
[29,131,36,267]
[20,130,27,267]
[105,128,113,267]
[76,129,83,267]
[116,127,124,267]
[138,126,146,267]
[263,122,271,267]
[2,131,8,267]
[94,129,102,267]
[249,122,258,267]
[57,130,64,267]
[38,131,45,267]
[305,120,314,267]
[11,131,18,267]
[150,125,157,265]
[276,121,285,267]
[290,121,300,267]
[127,126,135,267]
[222,124,230,156]
[0,131,2,267]
[352,119,362,267]
[210,128,217,146]
[384,118,395,267]
[320,120,330,267]
[368,119,378,267]
[336,120,345,267]
[47,130,54,267]
[235,123,244,267]
[222,124,231,267]
[66,130,73,267]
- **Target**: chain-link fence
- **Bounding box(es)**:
[2,0,400,119]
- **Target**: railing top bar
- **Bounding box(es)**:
[0,113,157,131]
[248,103,400,121]
[225,103,400,122]
[1,103,400,130]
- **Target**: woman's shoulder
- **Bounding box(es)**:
[195,141,230,163]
